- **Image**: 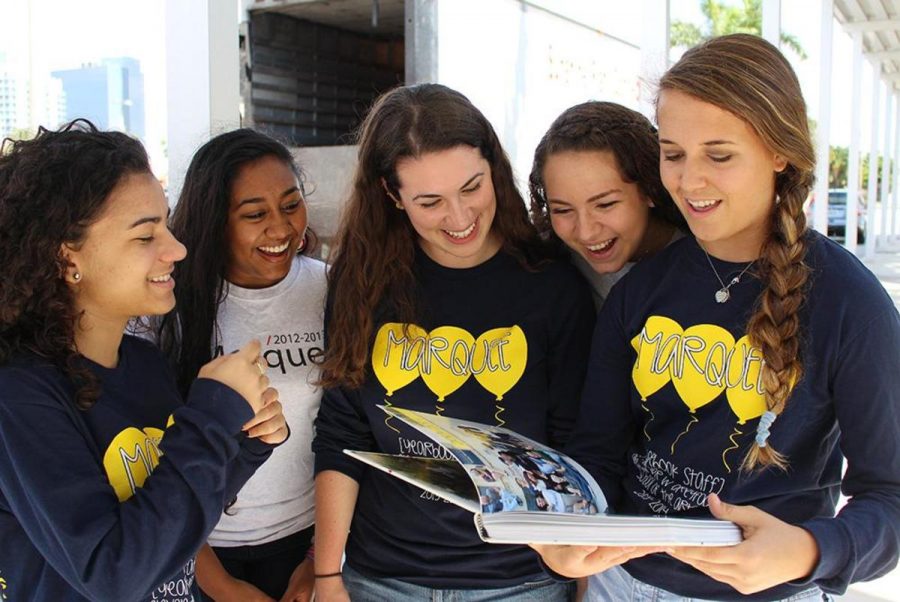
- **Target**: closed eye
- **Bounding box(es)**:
[710,155,732,163]
[595,200,620,210]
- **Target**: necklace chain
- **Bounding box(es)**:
[703,249,755,303]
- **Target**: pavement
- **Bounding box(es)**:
[833,236,899,602]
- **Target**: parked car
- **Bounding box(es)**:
[804,188,866,244]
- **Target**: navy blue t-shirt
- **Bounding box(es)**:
[0,336,272,601]
[314,249,595,588]
[568,232,900,600]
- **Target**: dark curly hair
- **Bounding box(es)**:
[159,128,314,396]
[528,101,685,241]
[0,119,151,409]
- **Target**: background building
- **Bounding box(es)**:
[53,57,145,140]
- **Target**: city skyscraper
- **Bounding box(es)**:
[53,57,145,140]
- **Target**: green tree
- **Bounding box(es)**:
[3,127,36,142]
[829,146,847,189]
[671,0,807,59]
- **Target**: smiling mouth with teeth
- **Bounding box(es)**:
[258,241,291,254]
[687,198,720,209]
[586,239,614,252]
[148,273,172,283]
[444,221,476,240]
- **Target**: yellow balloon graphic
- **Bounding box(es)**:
[103,426,165,501]
[670,324,734,413]
[725,335,767,424]
[631,316,680,401]
[372,323,427,396]
[473,326,527,400]
[421,326,475,401]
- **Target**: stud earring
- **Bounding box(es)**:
[72,272,81,282]
[394,200,403,210]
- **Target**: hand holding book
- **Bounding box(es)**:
[664,494,819,595]
[529,542,665,579]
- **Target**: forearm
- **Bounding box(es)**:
[195,544,233,598]
[313,470,359,574]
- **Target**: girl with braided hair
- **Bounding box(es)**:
[534,34,900,601]
[529,101,686,309]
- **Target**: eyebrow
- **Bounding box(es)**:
[548,188,622,205]
[412,173,484,201]
[235,186,301,209]
[659,138,736,147]
[128,216,163,229]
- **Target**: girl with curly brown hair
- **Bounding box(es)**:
[0,121,287,601]
[535,34,900,602]
[310,83,595,601]
[529,101,686,309]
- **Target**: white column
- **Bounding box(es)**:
[639,0,670,120]
[812,0,833,235]
[882,93,900,243]
[893,97,900,237]
[845,31,863,253]
[865,63,881,259]
[762,0,781,46]
[880,90,894,247]
[165,0,241,202]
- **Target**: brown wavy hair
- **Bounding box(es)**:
[659,34,815,471]
[0,120,152,409]
[321,84,548,389]
[528,101,685,239]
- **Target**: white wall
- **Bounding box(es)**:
[434,0,642,188]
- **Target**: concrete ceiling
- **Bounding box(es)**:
[249,0,405,36]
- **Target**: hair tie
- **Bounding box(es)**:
[755,410,778,447]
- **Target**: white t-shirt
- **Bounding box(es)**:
[208,255,327,547]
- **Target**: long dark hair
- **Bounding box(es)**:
[159,129,312,395]
[528,101,685,240]
[321,83,548,389]
[0,120,151,408]
[659,34,815,470]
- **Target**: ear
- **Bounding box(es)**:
[59,243,82,284]
[773,154,788,173]
[380,178,404,210]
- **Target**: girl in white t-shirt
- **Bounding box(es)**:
[159,129,327,602]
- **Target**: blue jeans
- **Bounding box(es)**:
[343,563,573,601]
[585,565,830,602]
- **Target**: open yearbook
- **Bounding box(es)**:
[345,406,742,547]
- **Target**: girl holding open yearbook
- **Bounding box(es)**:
[535,34,900,601]
[311,83,595,601]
